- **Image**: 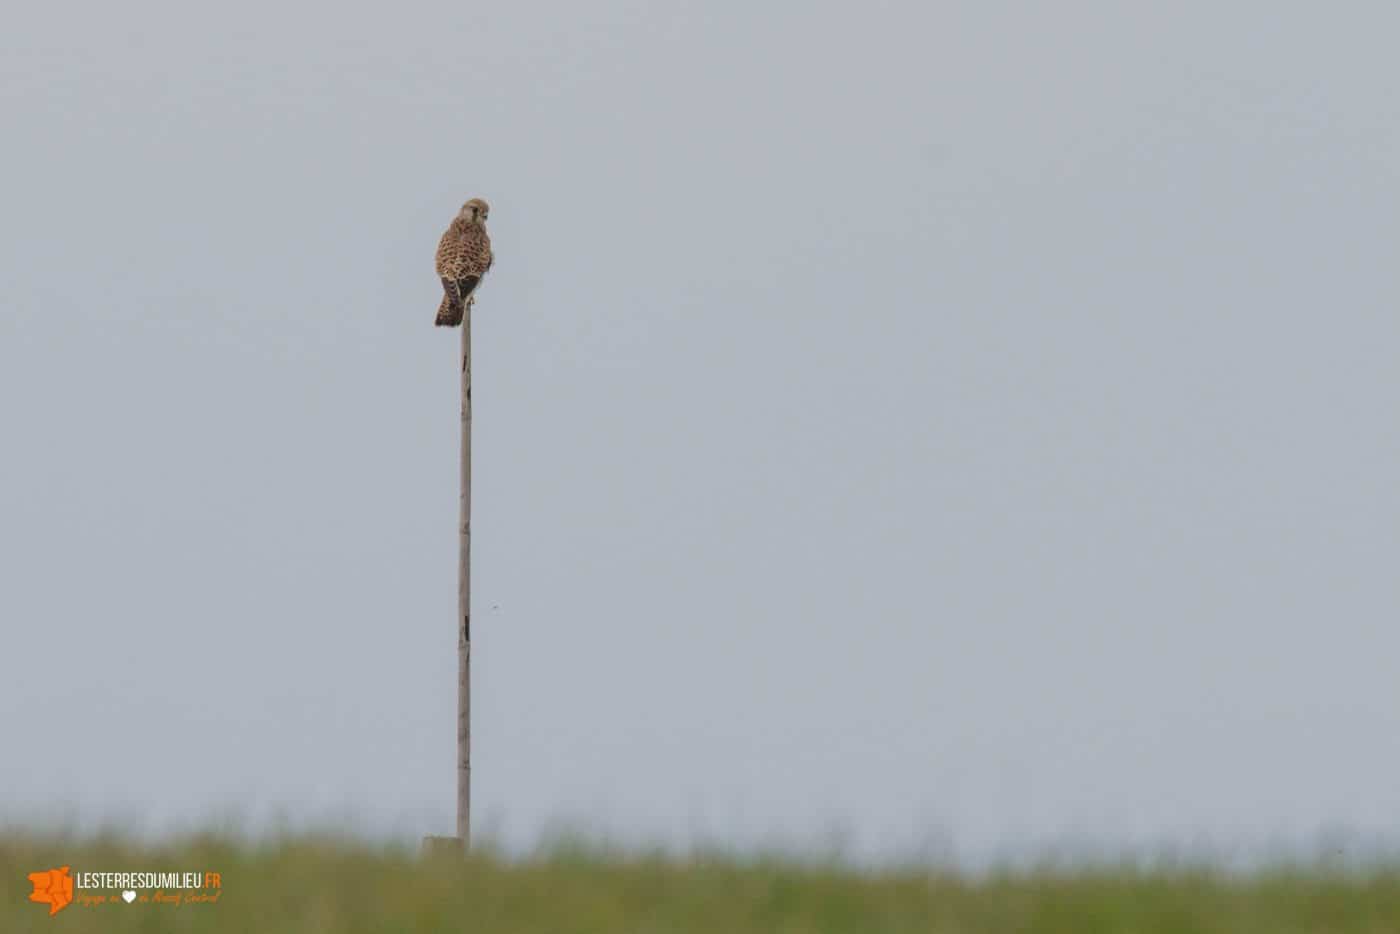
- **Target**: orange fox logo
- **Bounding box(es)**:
[28,865,74,916]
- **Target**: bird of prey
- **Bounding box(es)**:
[434,198,493,326]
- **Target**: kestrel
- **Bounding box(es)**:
[434,198,493,326]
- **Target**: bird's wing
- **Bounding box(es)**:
[435,227,462,278]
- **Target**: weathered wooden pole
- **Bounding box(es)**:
[457,299,472,844]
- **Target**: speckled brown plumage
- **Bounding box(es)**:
[434,198,493,326]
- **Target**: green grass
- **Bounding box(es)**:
[4,832,1400,932]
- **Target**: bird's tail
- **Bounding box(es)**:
[435,295,463,327]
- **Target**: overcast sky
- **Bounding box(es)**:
[2,1,1398,864]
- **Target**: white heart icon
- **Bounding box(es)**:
[122,891,136,903]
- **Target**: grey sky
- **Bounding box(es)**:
[2,2,1398,862]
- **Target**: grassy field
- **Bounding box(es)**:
[4,832,1400,933]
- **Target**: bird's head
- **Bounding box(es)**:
[459,198,490,226]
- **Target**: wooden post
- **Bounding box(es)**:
[458,299,472,845]
[422,301,472,861]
